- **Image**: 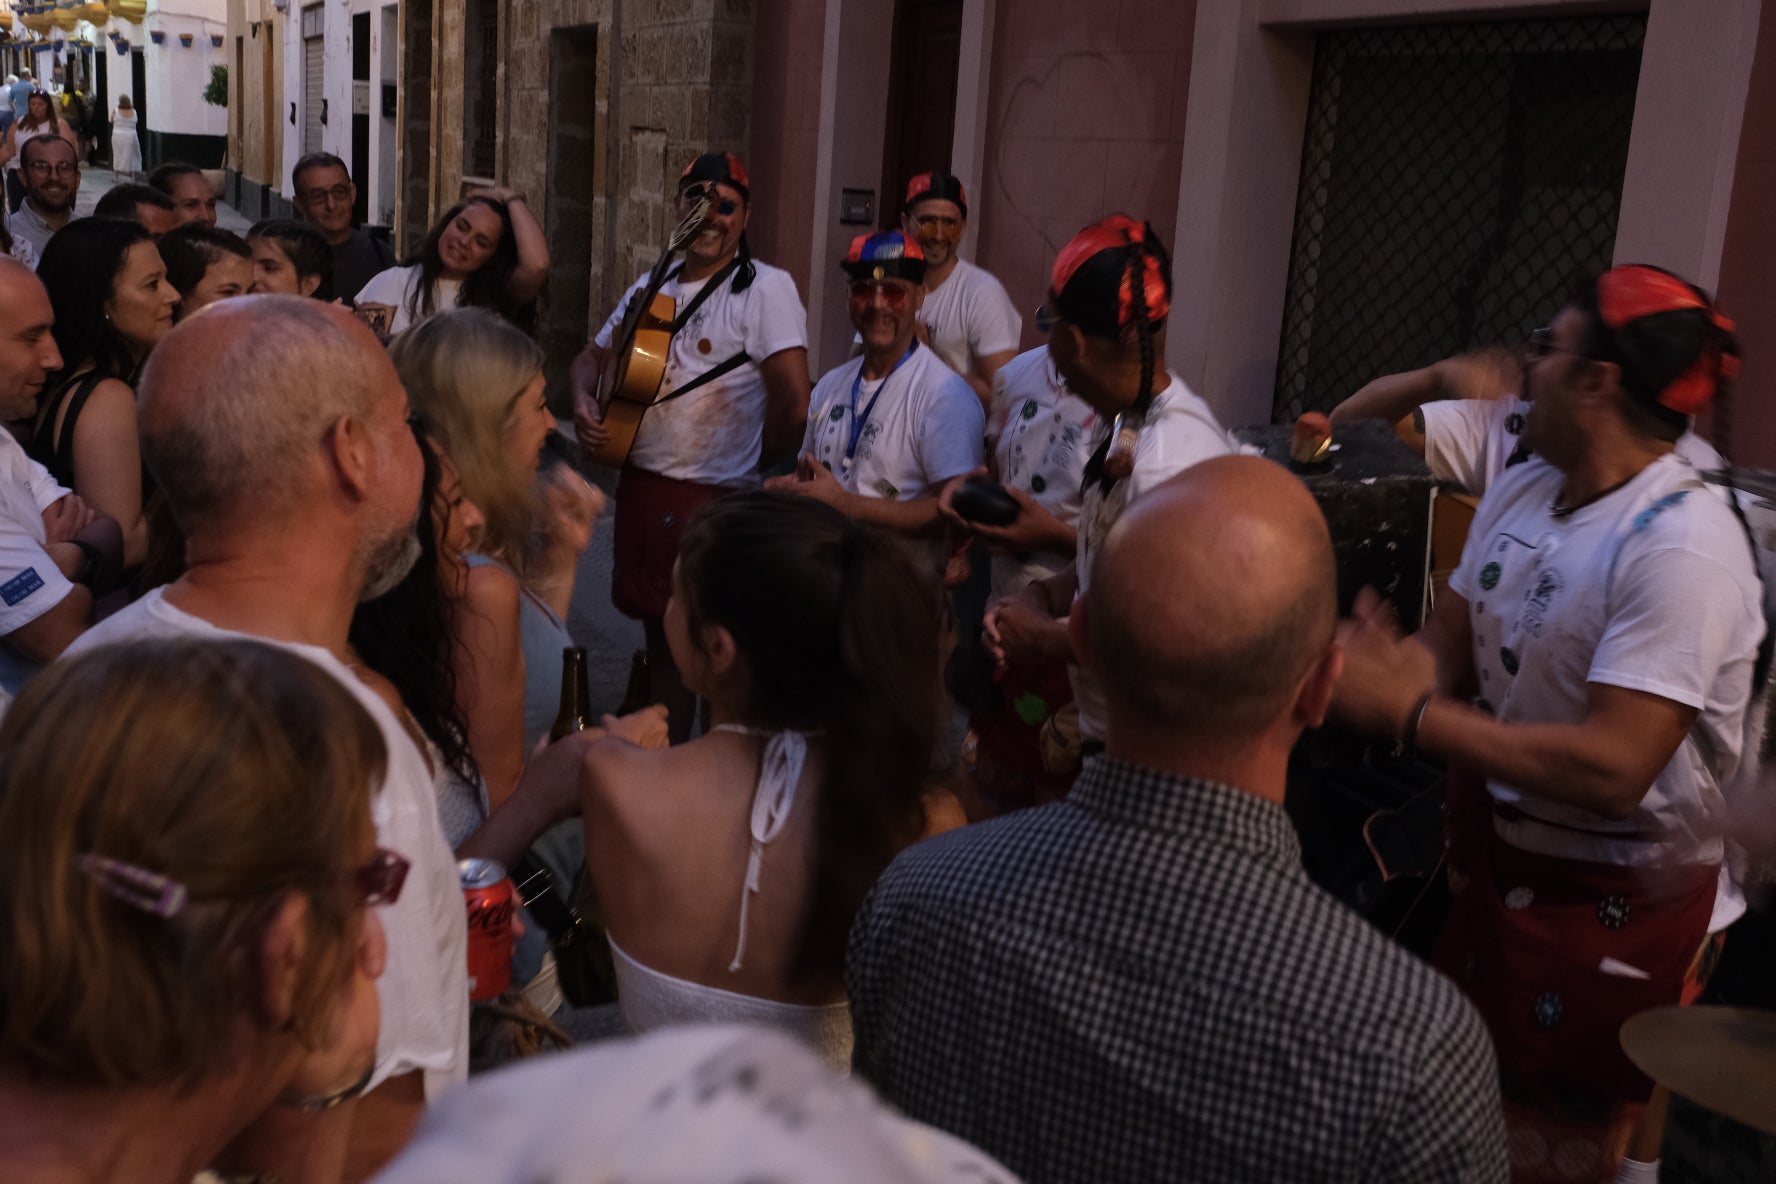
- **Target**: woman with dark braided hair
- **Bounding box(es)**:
[982,216,1235,763]
[1332,265,1760,1184]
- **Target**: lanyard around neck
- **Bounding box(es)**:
[846,343,918,463]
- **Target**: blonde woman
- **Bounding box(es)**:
[0,638,395,1183]
[110,94,142,178]
[389,308,607,811]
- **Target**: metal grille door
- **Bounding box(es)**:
[303,33,325,154]
[1272,16,1646,422]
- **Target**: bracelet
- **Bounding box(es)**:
[277,1063,374,1113]
[1400,690,1436,752]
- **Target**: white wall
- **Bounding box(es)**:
[141,0,229,137]
[278,0,384,210]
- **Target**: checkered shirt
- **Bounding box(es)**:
[848,757,1508,1183]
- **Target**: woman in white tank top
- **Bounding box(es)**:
[580,492,956,1070]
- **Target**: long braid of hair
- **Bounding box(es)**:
[1127,233,1157,419]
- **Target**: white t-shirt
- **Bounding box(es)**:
[1449,453,1764,869]
[66,589,470,1098]
[919,258,1022,379]
[0,431,74,693]
[1072,373,1236,740]
[803,341,985,503]
[1422,394,1726,497]
[987,347,1101,598]
[356,264,464,337]
[595,261,808,487]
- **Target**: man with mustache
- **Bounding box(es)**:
[768,230,984,549]
[572,151,811,742]
[9,134,79,258]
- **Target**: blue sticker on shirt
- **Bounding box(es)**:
[1,567,45,607]
[1633,490,1690,532]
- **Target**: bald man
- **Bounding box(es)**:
[0,259,121,691]
[850,457,1507,1184]
[65,296,643,1180]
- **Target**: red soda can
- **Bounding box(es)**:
[459,857,516,1001]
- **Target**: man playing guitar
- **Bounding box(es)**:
[571,151,810,741]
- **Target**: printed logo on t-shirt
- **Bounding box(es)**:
[1500,646,1520,675]
[1520,567,1565,638]
[1506,412,1525,435]
[1633,490,1690,532]
[0,567,44,607]
[1031,474,1047,493]
[1021,400,1039,420]
[1480,561,1502,590]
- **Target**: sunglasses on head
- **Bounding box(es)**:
[681,184,739,217]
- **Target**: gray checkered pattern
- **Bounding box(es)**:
[848,757,1508,1183]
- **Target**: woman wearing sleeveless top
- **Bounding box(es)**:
[390,308,604,802]
[581,492,951,1068]
[29,219,179,572]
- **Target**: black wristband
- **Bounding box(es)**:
[68,538,101,586]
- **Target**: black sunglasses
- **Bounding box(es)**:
[681,184,739,217]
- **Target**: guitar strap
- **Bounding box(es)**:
[649,350,753,407]
[635,255,753,407]
[666,256,745,332]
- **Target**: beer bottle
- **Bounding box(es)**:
[550,647,593,741]
[615,649,650,716]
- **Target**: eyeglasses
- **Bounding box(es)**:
[26,161,78,177]
[1528,325,1590,362]
[850,279,914,309]
[1035,302,1061,333]
[681,184,739,217]
[300,183,353,207]
[909,212,963,233]
[353,847,410,907]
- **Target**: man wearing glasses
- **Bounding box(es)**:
[1330,340,1725,498]
[292,151,395,306]
[572,151,811,742]
[9,135,79,258]
[890,173,1020,408]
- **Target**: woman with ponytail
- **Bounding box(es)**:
[578,491,949,1068]
[983,215,1236,762]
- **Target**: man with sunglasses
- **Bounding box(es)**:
[9,134,79,258]
[293,151,396,308]
[1330,341,1724,498]
[572,150,811,742]
[1332,267,1761,1182]
[893,173,1021,407]
[767,230,984,551]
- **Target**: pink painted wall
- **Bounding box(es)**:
[748,0,825,306]
[1711,4,1776,467]
[974,0,1199,353]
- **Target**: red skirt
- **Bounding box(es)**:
[611,467,730,621]
[1434,770,1718,1104]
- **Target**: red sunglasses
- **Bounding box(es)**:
[849,279,915,309]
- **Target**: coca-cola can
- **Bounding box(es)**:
[459,857,515,1001]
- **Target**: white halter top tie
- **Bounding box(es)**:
[711,724,810,972]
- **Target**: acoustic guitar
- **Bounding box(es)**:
[589,193,714,469]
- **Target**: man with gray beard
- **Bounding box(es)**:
[64,296,605,1181]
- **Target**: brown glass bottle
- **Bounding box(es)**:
[550,647,593,741]
[615,649,650,716]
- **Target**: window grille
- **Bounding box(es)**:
[1272,16,1646,422]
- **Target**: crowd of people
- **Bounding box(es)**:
[0,140,1763,1184]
